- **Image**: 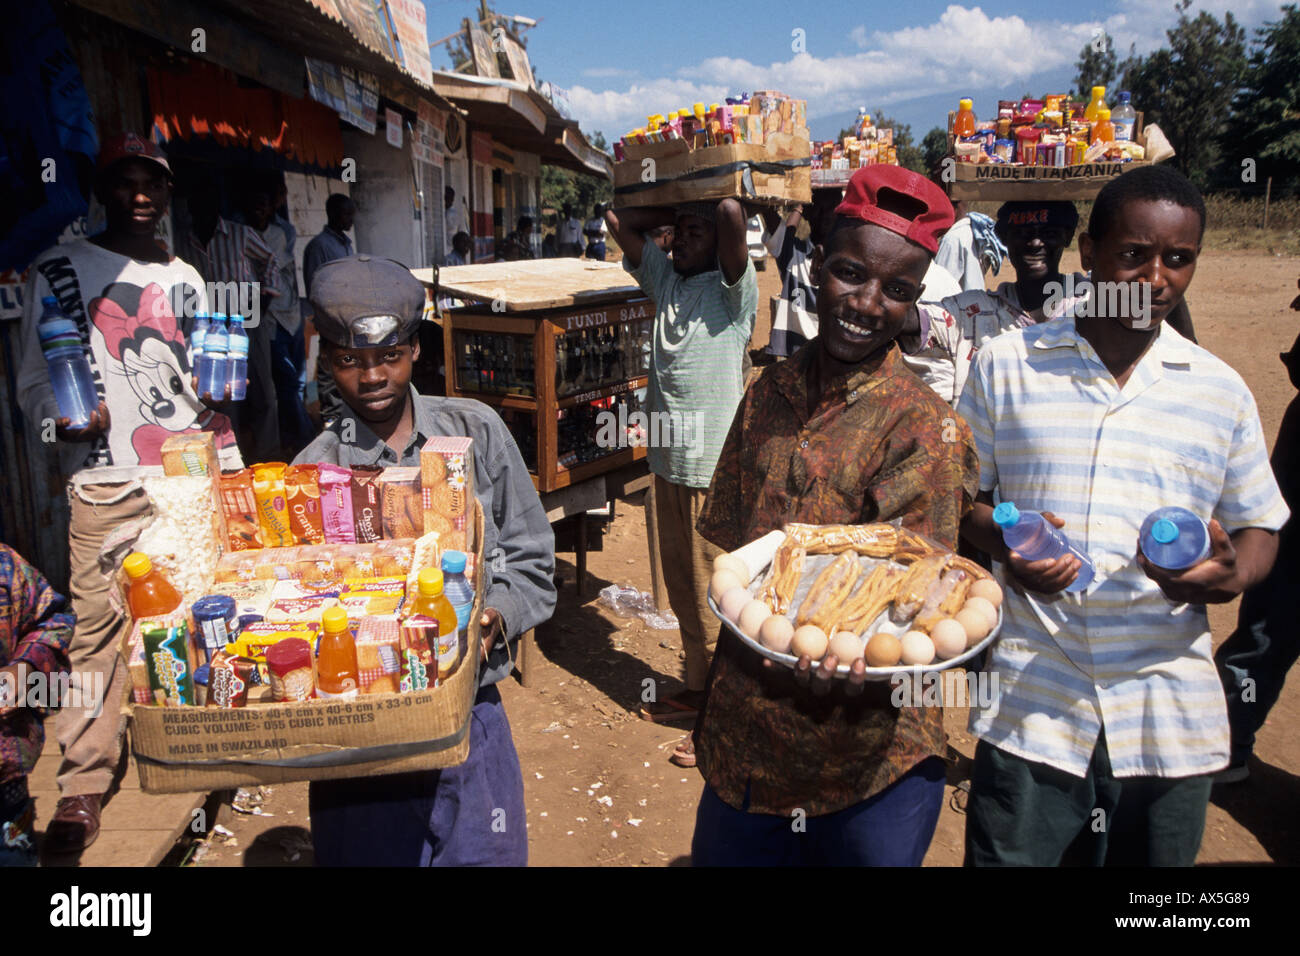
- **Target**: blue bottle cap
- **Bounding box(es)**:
[992,502,1021,527]
[1150,518,1179,545]
[229,315,244,327]
[441,550,468,574]
[193,664,210,687]
[41,295,59,308]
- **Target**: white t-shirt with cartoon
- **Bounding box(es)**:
[18,239,243,476]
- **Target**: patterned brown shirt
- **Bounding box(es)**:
[695,342,980,816]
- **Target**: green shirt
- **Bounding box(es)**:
[625,242,757,487]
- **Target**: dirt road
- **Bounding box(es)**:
[197,249,1300,867]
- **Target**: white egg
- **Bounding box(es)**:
[956,607,992,645]
[738,600,771,639]
[713,554,751,583]
[828,631,865,663]
[931,618,968,659]
[759,615,795,653]
[720,587,751,622]
[965,596,999,629]
[710,569,744,603]
[790,625,829,661]
[900,630,936,665]
[969,578,1003,608]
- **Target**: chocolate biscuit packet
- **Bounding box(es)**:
[206,649,255,708]
[285,464,326,545]
[219,469,264,550]
[351,465,384,543]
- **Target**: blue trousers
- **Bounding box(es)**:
[691,757,946,866]
[309,684,527,866]
[1215,534,1299,762]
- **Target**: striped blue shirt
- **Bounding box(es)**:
[957,316,1289,778]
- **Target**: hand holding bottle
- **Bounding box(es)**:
[1137,518,1245,605]
[1004,511,1084,594]
[56,401,111,443]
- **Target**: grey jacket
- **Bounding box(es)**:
[294,389,556,686]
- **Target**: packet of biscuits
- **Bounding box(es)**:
[351,465,384,543]
[253,462,294,548]
[380,466,424,539]
[285,464,326,545]
[219,469,264,551]
[420,436,475,554]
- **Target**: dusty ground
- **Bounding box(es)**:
[194,248,1300,867]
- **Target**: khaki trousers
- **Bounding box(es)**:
[55,478,151,796]
[653,475,722,692]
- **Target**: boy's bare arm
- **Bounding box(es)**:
[604,206,675,270]
[1139,522,1279,605]
[716,198,749,285]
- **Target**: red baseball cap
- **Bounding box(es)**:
[96,133,171,177]
[834,165,953,254]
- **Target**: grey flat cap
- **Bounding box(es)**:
[310,255,426,347]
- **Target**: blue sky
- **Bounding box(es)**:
[422,0,1291,143]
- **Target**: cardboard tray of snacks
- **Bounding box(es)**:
[126,505,487,794]
[706,524,1004,681]
[613,131,812,208]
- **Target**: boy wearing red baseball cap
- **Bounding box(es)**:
[691,166,980,865]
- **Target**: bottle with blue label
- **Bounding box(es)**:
[226,315,249,400]
[441,550,475,640]
[1111,91,1137,143]
[993,501,1095,592]
[198,313,229,400]
[37,296,98,428]
[1139,507,1211,570]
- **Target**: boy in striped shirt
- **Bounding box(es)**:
[956,166,1288,866]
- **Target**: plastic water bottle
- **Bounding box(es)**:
[1139,507,1211,570]
[993,501,1095,592]
[36,296,98,428]
[440,550,475,636]
[226,315,249,401]
[1112,92,1137,143]
[198,313,228,400]
[189,311,210,367]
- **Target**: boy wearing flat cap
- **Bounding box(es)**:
[297,254,556,866]
[691,166,980,866]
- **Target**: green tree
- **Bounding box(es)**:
[921,126,949,178]
[1224,4,1300,194]
[541,130,613,224]
[1074,30,1118,98]
[1119,0,1247,189]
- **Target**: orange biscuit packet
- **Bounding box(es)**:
[253,462,294,548]
[285,464,326,545]
[219,469,264,551]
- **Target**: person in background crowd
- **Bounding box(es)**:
[691,166,978,865]
[557,203,584,257]
[298,255,556,865]
[604,198,757,768]
[184,178,283,463]
[934,199,1007,293]
[499,216,535,261]
[17,133,242,855]
[446,231,471,267]
[302,194,355,296]
[444,186,468,256]
[240,177,312,460]
[1214,306,1300,783]
[0,544,74,866]
[584,204,608,260]
[302,194,356,427]
[957,165,1287,866]
[759,189,842,358]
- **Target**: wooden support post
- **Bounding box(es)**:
[643,480,669,612]
[1264,177,1273,229]
[514,628,536,688]
[575,512,588,598]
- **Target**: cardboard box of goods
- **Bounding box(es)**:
[126,504,485,793]
[614,127,811,208]
[421,437,475,555]
[948,158,1151,201]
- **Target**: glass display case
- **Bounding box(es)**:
[442,297,654,492]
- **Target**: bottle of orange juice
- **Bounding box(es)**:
[317,606,360,699]
[410,568,461,682]
[1090,108,1116,145]
[123,553,182,619]
[1084,86,1108,123]
[954,98,977,137]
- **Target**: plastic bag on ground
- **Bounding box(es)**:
[597,584,679,630]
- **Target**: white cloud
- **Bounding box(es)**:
[568,2,1289,140]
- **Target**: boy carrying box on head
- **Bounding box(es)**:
[956,165,1288,866]
[603,198,758,767]
[690,167,980,866]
